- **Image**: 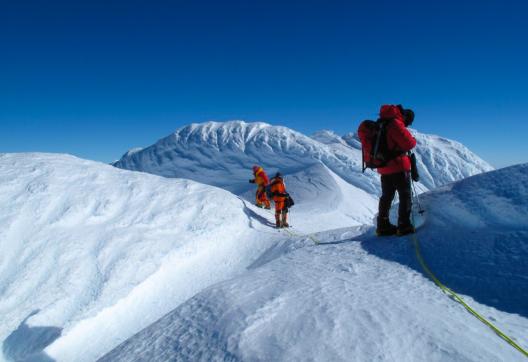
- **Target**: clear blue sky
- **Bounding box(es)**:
[1,0,527,167]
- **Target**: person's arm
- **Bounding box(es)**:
[390,120,416,152]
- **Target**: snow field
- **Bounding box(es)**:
[0,145,521,361]
[101,225,528,361]
[101,164,528,361]
[0,153,276,361]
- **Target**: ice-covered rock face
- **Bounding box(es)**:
[113,121,374,194]
[113,120,493,195]
[310,130,347,145]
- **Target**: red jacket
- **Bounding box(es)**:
[377,105,417,175]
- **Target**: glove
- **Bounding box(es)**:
[249,179,255,183]
[410,153,420,182]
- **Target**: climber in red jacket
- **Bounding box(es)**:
[376,104,417,236]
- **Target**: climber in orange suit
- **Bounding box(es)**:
[270,172,289,228]
[249,165,271,209]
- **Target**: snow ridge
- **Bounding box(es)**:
[0,153,274,362]
[114,120,493,195]
[100,163,528,362]
[0,121,503,361]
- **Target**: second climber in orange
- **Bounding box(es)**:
[249,165,271,209]
[270,172,291,228]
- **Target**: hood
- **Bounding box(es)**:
[379,104,403,120]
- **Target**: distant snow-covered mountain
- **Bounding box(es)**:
[113,121,493,197]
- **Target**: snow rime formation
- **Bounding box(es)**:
[1,122,526,362]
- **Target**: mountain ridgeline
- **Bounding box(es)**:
[113,121,493,195]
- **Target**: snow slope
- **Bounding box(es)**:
[240,163,378,233]
[400,163,528,316]
[113,121,493,197]
[0,153,278,361]
[101,163,528,361]
[0,132,510,361]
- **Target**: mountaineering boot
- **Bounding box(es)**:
[275,214,282,228]
[264,200,271,209]
[281,213,289,228]
[255,203,264,208]
[397,223,415,236]
[376,217,397,236]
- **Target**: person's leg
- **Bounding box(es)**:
[395,172,415,235]
[377,174,398,235]
[255,189,262,207]
[281,208,289,227]
[275,212,281,227]
[264,196,271,209]
[257,186,270,208]
[378,174,396,218]
[275,200,284,227]
[395,172,412,226]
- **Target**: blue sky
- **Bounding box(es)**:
[1,0,527,167]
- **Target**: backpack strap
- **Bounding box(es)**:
[375,118,406,163]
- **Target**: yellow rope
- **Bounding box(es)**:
[410,233,528,358]
[281,226,320,245]
[264,197,526,357]
[278,205,526,356]
[263,206,321,244]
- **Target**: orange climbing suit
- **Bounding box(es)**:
[270,175,289,227]
[270,176,287,212]
[253,167,271,208]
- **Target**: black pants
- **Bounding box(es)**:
[378,172,412,226]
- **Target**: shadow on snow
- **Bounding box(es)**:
[357,226,528,318]
[3,310,61,362]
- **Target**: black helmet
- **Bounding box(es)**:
[403,109,415,126]
[275,172,282,178]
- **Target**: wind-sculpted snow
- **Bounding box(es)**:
[101,163,528,361]
[0,153,276,361]
[0,138,506,361]
[410,131,494,191]
[114,121,493,197]
[407,163,528,316]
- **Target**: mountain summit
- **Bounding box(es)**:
[113,120,493,195]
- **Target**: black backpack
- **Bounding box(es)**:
[285,194,295,208]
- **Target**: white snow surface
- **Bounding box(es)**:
[112,120,492,233]
[113,121,493,196]
[240,163,378,233]
[0,136,517,362]
[0,153,278,361]
[101,163,528,362]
